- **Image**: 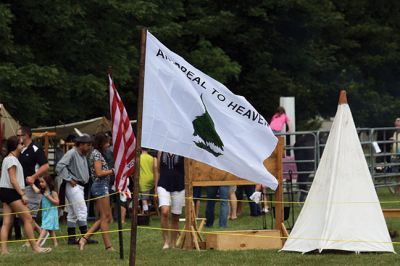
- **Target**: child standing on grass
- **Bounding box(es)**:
[139,149,157,214]
[32,174,60,247]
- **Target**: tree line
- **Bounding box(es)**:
[1,0,399,129]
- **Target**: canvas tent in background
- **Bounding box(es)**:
[32,117,112,139]
[282,91,394,253]
[0,103,20,139]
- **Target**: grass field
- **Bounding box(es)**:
[0,187,399,265]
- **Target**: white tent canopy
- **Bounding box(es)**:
[282,91,394,253]
[32,117,112,139]
[0,103,20,139]
[32,117,137,140]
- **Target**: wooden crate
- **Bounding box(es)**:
[383,209,400,218]
[206,230,282,250]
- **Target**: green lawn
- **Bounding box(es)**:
[0,188,399,265]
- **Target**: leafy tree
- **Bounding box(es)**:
[1,0,400,130]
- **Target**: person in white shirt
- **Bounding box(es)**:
[0,136,51,255]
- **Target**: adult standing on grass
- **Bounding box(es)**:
[56,134,97,245]
[235,185,261,217]
[0,136,51,254]
[205,186,229,228]
[17,126,49,238]
[78,133,114,251]
[155,151,184,249]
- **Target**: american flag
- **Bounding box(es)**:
[109,75,136,194]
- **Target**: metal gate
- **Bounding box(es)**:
[276,127,400,200]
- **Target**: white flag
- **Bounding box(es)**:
[142,31,278,190]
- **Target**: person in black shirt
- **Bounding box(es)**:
[17,126,49,234]
[155,151,185,249]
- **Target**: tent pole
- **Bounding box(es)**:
[274,137,284,239]
[289,170,295,229]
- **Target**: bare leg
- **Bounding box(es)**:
[33,220,41,234]
[78,220,100,250]
[121,206,126,224]
[160,206,170,249]
[142,199,148,214]
[229,191,237,219]
[36,229,48,246]
[1,204,14,255]
[49,231,58,247]
[21,218,41,247]
[98,197,113,250]
[79,196,113,250]
[10,200,50,253]
[170,213,180,247]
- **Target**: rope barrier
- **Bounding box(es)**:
[2,191,400,217]
[141,192,400,205]
[1,225,399,246]
[0,191,120,217]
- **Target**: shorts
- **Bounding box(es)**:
[157,186,185,215]
[25,186,42,217]
[91,179,110,197]
[139,189,152,200]
[0,188,22,204]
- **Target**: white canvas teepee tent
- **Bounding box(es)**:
[282,91,394,253]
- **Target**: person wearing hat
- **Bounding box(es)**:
[56,134,97,245]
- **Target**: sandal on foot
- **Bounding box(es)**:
[105,246,115,251]
[35,247,52,254]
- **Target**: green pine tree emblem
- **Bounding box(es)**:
[192,94,224,157]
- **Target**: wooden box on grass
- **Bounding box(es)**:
[206,229,282,250]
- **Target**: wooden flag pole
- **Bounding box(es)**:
[129,28,147,266]
[116,190,124,259]
[108,66,124,260]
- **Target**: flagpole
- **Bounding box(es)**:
[129,28,146,266]
[108,66,124,260]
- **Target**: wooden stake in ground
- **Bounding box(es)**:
[129,28,146,266]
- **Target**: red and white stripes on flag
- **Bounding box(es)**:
[109,75,136,194]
